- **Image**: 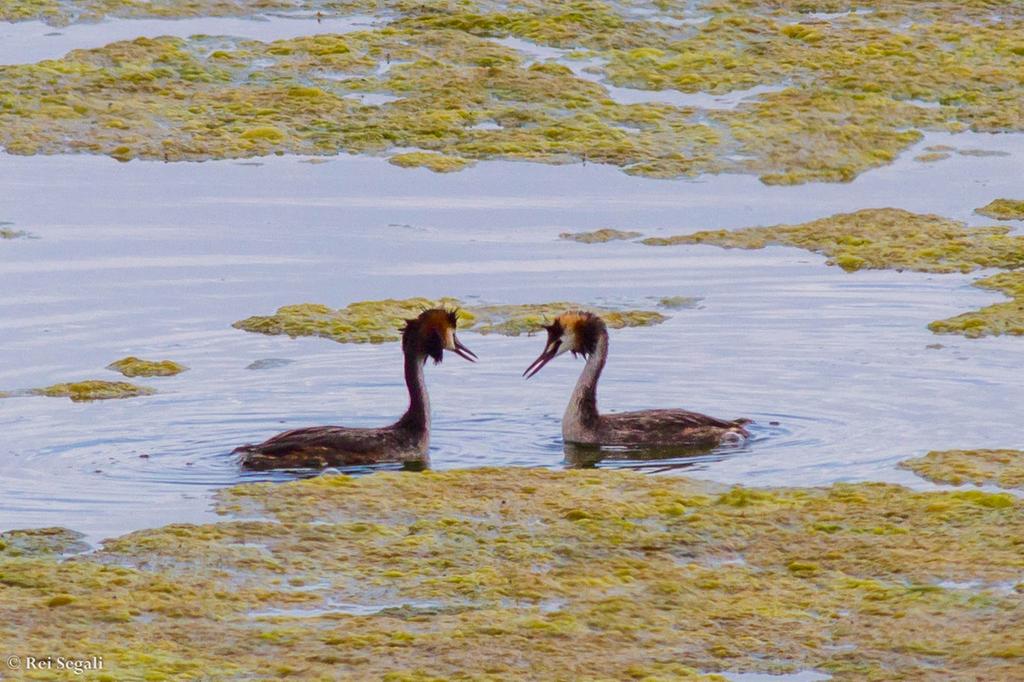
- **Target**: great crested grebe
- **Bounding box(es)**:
[524,311,749,449]
[236,308,476,470]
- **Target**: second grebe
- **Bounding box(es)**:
[236,308,476,470]
[524,311,748,449]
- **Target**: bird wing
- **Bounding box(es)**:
[594,409,750,448]
[603,409,746,432]
[234,425,404,470]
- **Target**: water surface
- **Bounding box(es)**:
[2,130,1023,540]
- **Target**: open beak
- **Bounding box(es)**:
[451,336,477,362]
[523,340,560,379]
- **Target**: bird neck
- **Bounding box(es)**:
[396,348,430,433]
[564,329,608,433]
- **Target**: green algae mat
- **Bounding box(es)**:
[642,208,1024,274]
[976,199,1024,221]
[901,449,1024,490]
[560,228,643,243]
[106,357,188,378]
[29,380,156,401]
[1,464,1021,680]
[640,208,1024,339]
[3,1,1023,184]
[0,221,27,239]
[928,271,1024,338]
[233,298,666,343]
[1,359,188,401]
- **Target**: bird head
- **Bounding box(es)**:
[402,308,477,364]
[523,311,604,378]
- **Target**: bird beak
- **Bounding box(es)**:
[523,340,560,379]
[451,336,477,362]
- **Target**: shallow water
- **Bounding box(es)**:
[721,672,830,682]
[1,129,1023,540]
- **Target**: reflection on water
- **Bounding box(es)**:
[1,131,1023,540]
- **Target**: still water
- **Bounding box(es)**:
[1,129,1023,540]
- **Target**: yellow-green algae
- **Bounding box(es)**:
[0,29,724,175]
[928,271,1024,338]
[640,208,1024,338]
[30,380,156,401]
[659,295,702,310]
[233,298,463,344]
[643,208,1024,274]
[388,151,474,173]
[106,356,188,377]
[0,527,89,557]
[2,0,1023,183]
[233,297,666,343]
[5,0,1023,29]
[595,2,1024,183]
[559,227,642,243]
[0,221,27,239]
[914,151,949,163]
[0,0,502,26]
[901,449,1024,491]
[0,0,355,25]
[2,467,1022,680]
[470,302,665,336]
[976,199,1024,221]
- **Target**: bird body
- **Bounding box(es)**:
[236,308,475,470]
[526,311,748,449]
[566,408,748,449]
[235,425,427,470]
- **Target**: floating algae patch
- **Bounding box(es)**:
[456,304,537,339]
[2,468,1022,679]
[388,151,474,173]
[0,0,63,24]
[641,208,1024,339]
[643,208,1024,274]
[233,298,464,344]
[901,449,1024,491]
[0,0,375,25]
[559,228,642,243]
[3,0,1023,183]
[977,199,1024,221]
[956,149,1011,158]
[234,298,665,343]
[595,3,1024,183]
[106,356,188,377]
[0,221,27,239]
[0,527,89,557]
[928,271,1024,338]
[0,28,724,174]
[7,0,1020,28]
[468,302,666,336]
[658,295,703,310]
[30,380,155,401]
[246,358,295,370]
